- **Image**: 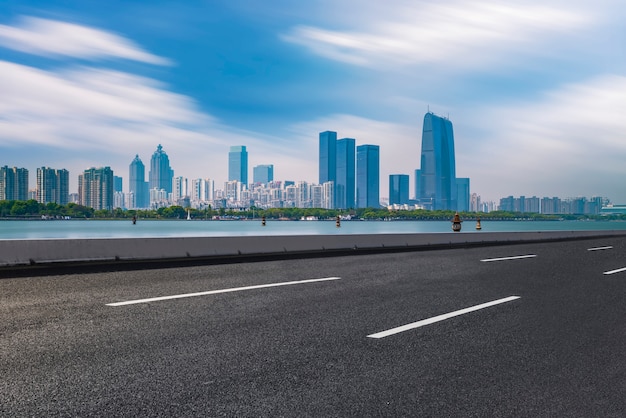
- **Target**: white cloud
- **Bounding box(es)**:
[0,16,171,65]
[459,74,626,202]
[282,0,594,71]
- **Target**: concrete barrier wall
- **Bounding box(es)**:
[1,230,625,267]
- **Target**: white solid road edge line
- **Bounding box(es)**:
[107,277,342,306]
[367,296,521,339]
[480,255,536,262]
[603,267,626,275]
[588,246,613,251]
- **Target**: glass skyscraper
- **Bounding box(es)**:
[356,144,380,208]
[318,131,337,186]
[253,164,273,184]
[129,155,149,208]
[456,177,470,212]
[149,145,174,194]
[389,174,410,205]
[418,112,456,210]
[336,138,355,209]
[228,145,248,185]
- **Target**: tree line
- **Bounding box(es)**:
[1,199,624,221]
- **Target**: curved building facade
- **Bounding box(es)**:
[419,112,456,210]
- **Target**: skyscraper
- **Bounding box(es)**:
[356,144,380,208]
[0,166,28,201]
[129,155,149,209]
[456,178,470,212]
[336,138,355,209]
[318,131,337,186]
[418,112,456,210]
[79,167,114,210]
[389,174,410,205]
[253,164,274,184]
[149,144,174,194]
[36,167,69,205]
[228,146,248,185]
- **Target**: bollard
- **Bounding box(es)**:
[451,212,462,232]
[262,215,266,227]
[476,217,482,230]
[336,215,341,228]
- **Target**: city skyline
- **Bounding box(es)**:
[1,2,625,203]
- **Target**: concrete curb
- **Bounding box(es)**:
[1,230,625,267]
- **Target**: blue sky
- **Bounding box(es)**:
[1,0,625,203]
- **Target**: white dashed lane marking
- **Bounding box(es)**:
[107,277,342,306]
[367,296,521,339]
[587,246,613,251]
[480,255,536,262]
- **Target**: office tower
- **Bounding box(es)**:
[336,138,355,209]
[129,155,149,209]
[149,144,174,194]
[456,178,470,212]
[319,131,337,186]
[0,166,29,201]
[114,176,123,193]
[253,164,274,184]
[356,145,380,208]
[79,167,114,210]
[418,112,456,210]
[389,174,410,205]
[228,146,248,185]
[414,169,422,201]
[36,167,69,205]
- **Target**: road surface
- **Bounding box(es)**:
[1,237,625,416]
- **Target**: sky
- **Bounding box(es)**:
[0,0,625,203]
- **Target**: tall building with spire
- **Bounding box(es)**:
[149,144,174,194]
[129,155,149,208]
[228,146,248,185]
[418,112,457,210]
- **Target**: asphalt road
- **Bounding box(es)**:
[1,237,625,417]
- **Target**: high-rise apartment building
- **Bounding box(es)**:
[149,145,174,194]
[0,166,29,201]
[418,112,457,210]
[36,167,69,205]
[191,178,214,202]
[389,174,410,205]
[253,164,273,184]
[356,145,380,208]
[173,176,188,200]
[228,146,248,185]
[129,154,149,209]
[336,138,355,209]
[79,167,114,210]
